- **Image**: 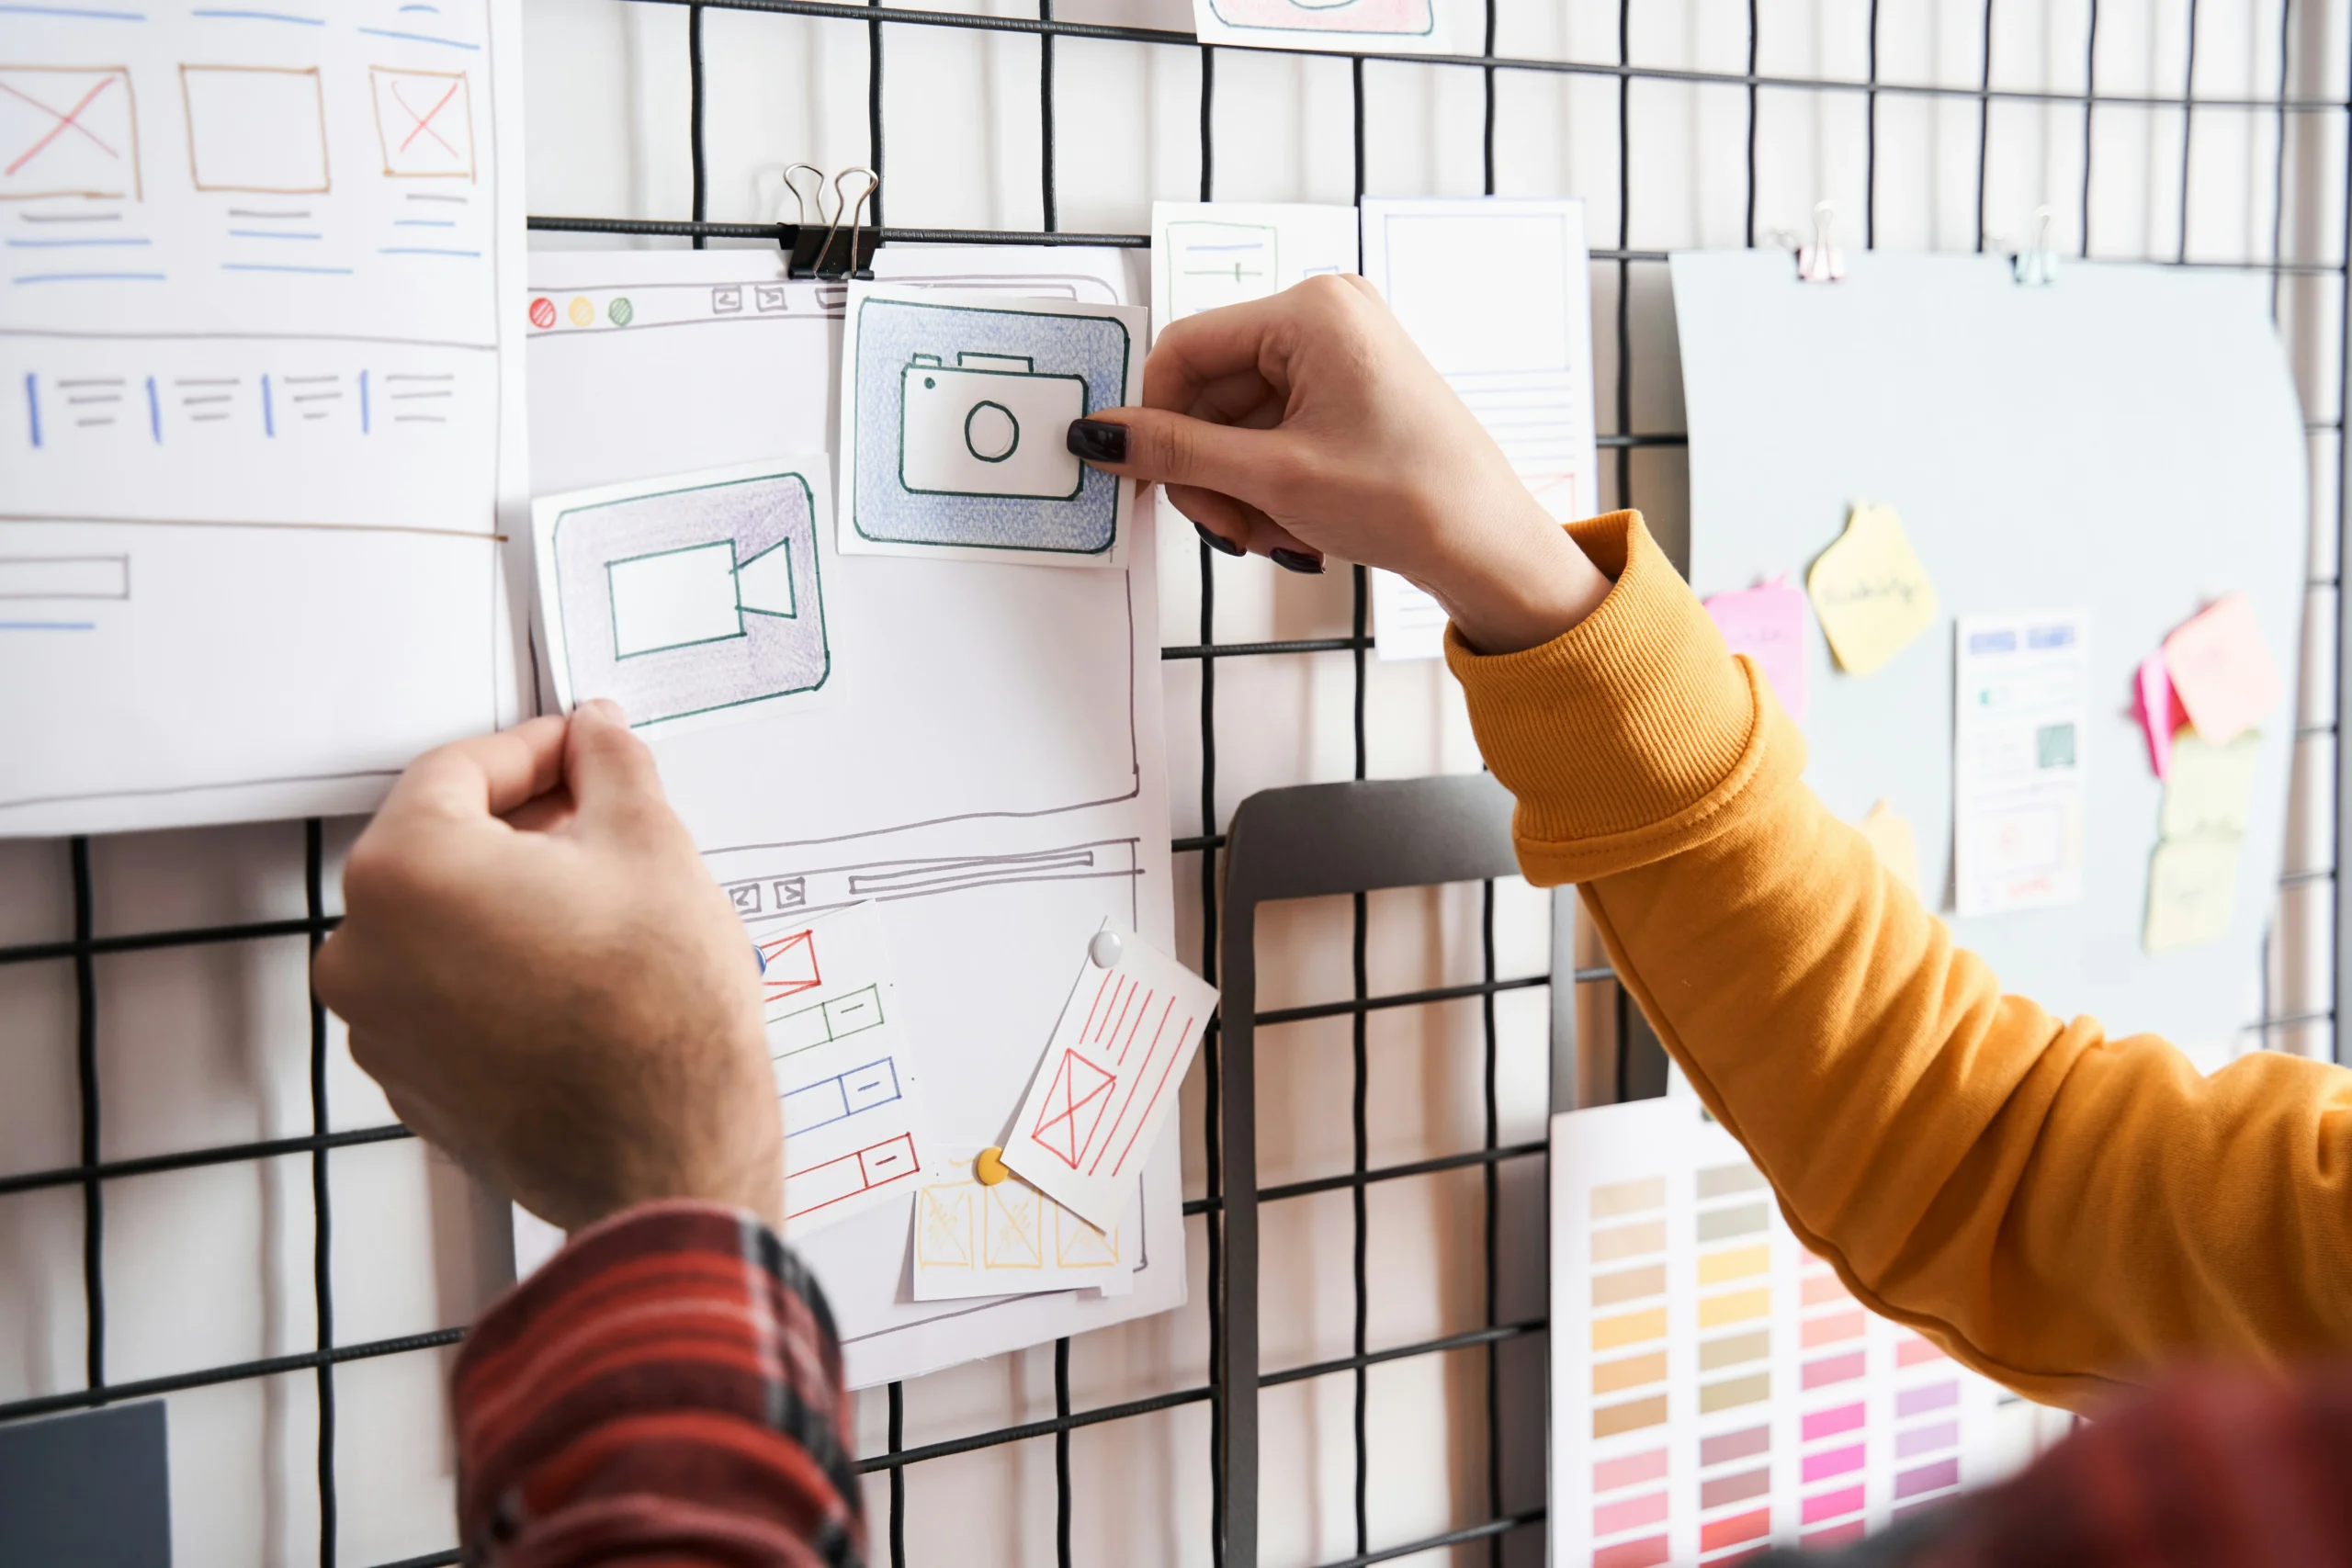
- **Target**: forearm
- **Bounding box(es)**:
[1449,510,2352,1408]
[453,1202,863,1567]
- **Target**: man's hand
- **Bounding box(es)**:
[313,701,781,1232]
[1065,274,1613,654]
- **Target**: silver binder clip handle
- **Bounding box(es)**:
[814,166,879,279]
[783,162,828,228]
[1797,201,1844,284]
[2013,205,2059,287]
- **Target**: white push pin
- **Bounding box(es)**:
[1088,930,1124,968]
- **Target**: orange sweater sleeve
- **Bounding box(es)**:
[1446,509,2352,1412]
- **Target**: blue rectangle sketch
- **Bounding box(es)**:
[552,471,828,727]
[853,297,1129,556]
[782,1056,902,1134]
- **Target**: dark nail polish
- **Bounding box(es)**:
[1066,417,1127,464]
[1270,547,1326,575]
[1194,522,1245,557]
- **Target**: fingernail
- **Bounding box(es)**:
[1270,548,1325,575]
[1194,522,1245,558]
[1066,418,1128,464]
[579,697,627,724]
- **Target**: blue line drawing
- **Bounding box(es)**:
[190,7,323,20]
[356,25,478,48]
[851,298,1128,557]
[227,230,322,240]
[378,246,481,257]
[359,369,369,434]
[782,1057,902,1135]
[6,238,153,248]
[0,621,97,631]
[145,376,159,443]
[26,374,40,449]
[551,469,831,728]
[0,5,145,17]
[13,272,165,284]
[392,218,456,227]
[220,263,352,275]
[261,374,273,436]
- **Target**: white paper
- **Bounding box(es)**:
[999,930,1218,1232]
[910,1150,1139,1302]
[533,458,833,737]
[1953,614,2087,917]
[1361,197,1600,660]
[1,0,528,836]
[523,246,1182,1388]
[1550,1097,2028,1565]
[1148,201,1359,333]
[1187,0,1452,56]
[838,284,1144,570]
[759,903,933,1236]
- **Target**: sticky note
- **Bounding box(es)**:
[1856,800,1920,894]
[1806,503,1939,677]
[2134,652,2189,778]
[2162,592,2281,744]
[1704,576,1809,721]
[2160,729,2262,840]
[2143,837,2242,953]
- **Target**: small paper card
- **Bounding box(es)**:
[2160,729,2263,840]
[1857,799,1920,894]
[910,1148,1139,1301]
[2134,651,2189,778]
[2163,592,2281,745]
[999,930,1219,1232]
[1704,575,1809,720]
[2144,837,2242,953]
[1807,502,1938,677]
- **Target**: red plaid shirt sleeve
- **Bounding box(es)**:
[450,1201,865,1568]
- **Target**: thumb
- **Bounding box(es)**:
[1068,408,1297,510]
[562,698,667,826]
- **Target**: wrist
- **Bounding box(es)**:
[1426,502,1613,655]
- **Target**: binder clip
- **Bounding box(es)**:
[2013,205,2059,287]
[1796,201,1844,284]
[780,164,881,281]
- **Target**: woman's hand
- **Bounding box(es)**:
[313,702,782,1233]
[1065,273,1612,654]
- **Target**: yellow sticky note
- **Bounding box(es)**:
[2160,730,2262,840]
[1857,800,1920,894]
[1807,503,1939,676]
[2144,837,2241,952]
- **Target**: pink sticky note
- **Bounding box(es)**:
[2163,593,2281,745]
[1705,575,1810,721]
[2134,652,2189,779]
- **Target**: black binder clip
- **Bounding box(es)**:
[780,164,881,281]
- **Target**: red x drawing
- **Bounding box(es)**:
[368,67,474,180]
[0,68,140,200]
[1028,1051,1116,1170]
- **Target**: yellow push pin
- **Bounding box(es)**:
[974,1147,1010,1186]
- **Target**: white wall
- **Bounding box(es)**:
[2,1,2342,1564]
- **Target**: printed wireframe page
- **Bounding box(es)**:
[0,0,528,835]
[1188,0,1452,56]
[534,459,834,736]
[1148,201,1358,335]
[1953,613,2088,917]
[999,928,1217,1231]
[522,246,1176,1387]
[1550,1098,2032,1565]
[838,285,1144,569]
[1361,197,1600,660]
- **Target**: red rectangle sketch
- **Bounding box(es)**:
[785,1132,917,1222]
[2,67,141,201]
[756,927,821,1006]
[368,67,474,180]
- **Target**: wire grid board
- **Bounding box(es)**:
[2,1,2348,1565]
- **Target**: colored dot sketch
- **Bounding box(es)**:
[550,469,831,728]
[850,296,1129,557]
[1204,0,1435,36]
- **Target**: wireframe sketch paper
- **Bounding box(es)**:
[1705,577,1810,720]
[760,902,933,1236]
[1000,930,1218,1232]
[1149,201,1358,332]
[1188,0,1450,54]
[534,460,831,735]
[1550,1097,2027,1566]
[1362,197,1600,659]
[1808,504,1939,677]
[1,0,528,836]
[2163,592,2280,745]
[910,1150,1136,1302]
[839,285,1145,568]
[1953,614,2087,917]
[522,245,1179,1387]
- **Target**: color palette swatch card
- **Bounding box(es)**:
[1551,1096,2026,1566]
[1000,930,1217,1231]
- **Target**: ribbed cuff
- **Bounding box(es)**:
[1443,510,1805,885]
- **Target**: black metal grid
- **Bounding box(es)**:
[4,3,2349,1565]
